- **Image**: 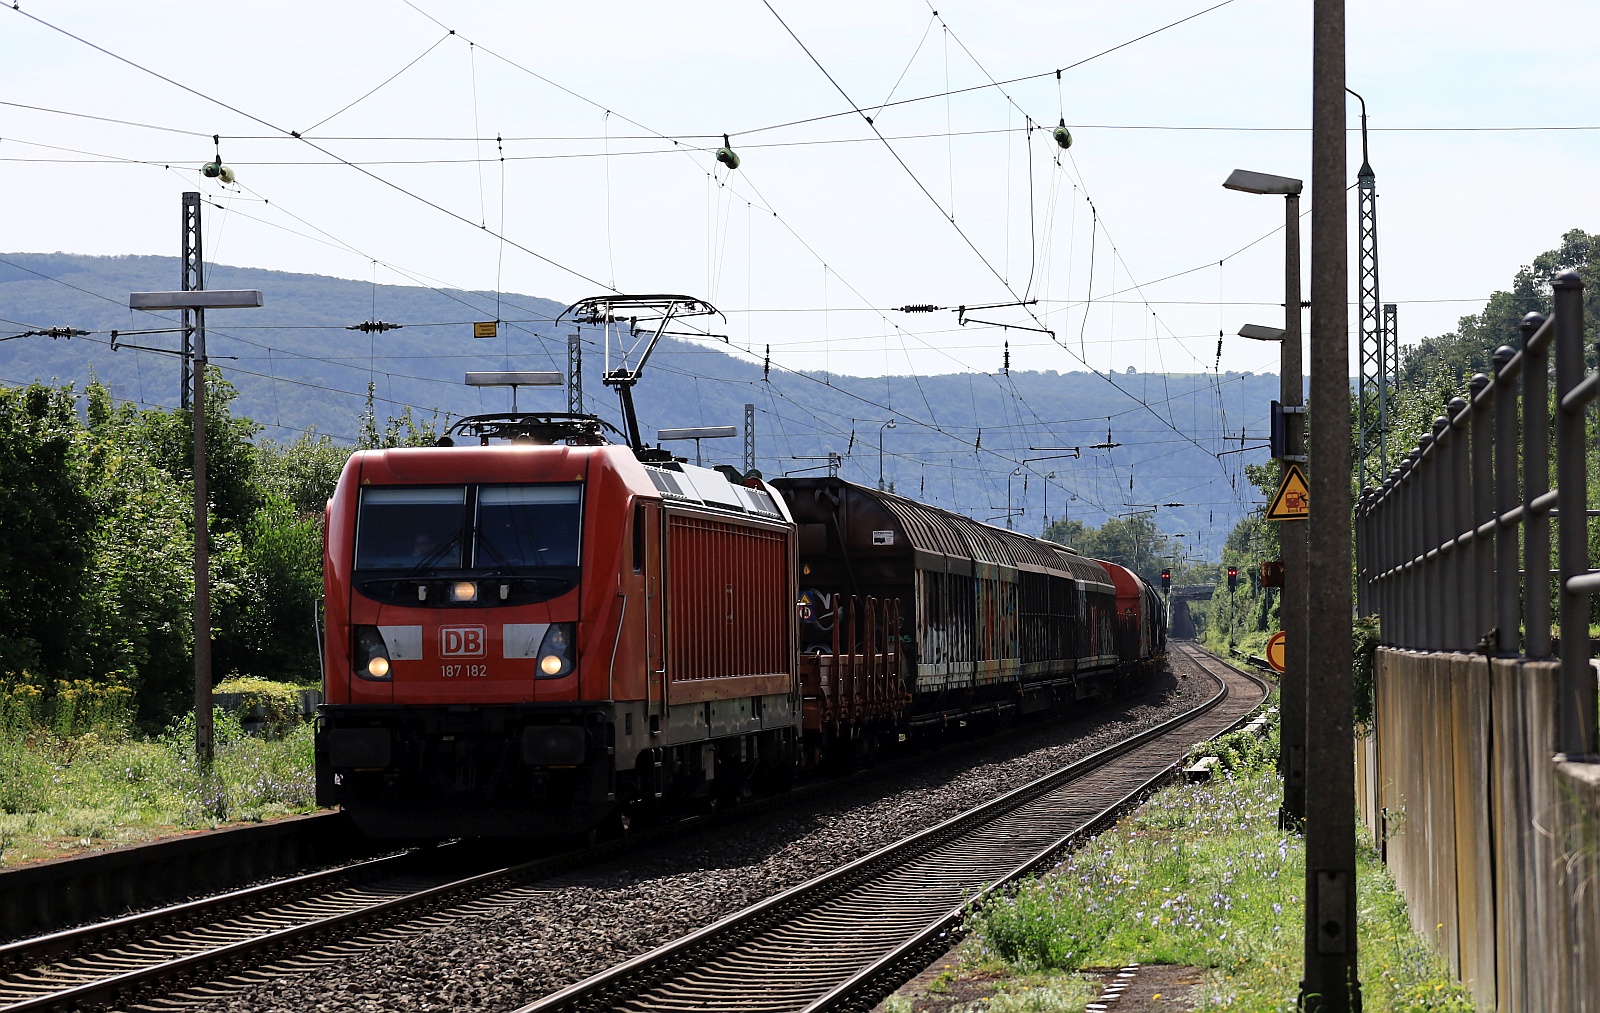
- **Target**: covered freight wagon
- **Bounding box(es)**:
[772,478,1122,729]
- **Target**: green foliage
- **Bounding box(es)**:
[0,709,316,862]
[1044,513,1180,585]
[256,430,349,515]
[212,676,308,739]
[972,755,1476,1012]
[1353,615,1382,728]
[1398,229,1600,395]
[357,382,445,449]
[223,495,324,683]
[0,375,352,724]
[0,383,97,679]
[1184,717,1279,777]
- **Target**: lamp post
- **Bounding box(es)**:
[1006,468,1024,529]
[465,370,564,413]
[129,286,263,764]
[1224,168,1308,830]
[878,419,897,490]
[658,425,738,467]
[1042,472,1056,532]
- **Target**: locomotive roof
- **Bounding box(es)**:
[346,443,789,523]
[772,477,1113,592]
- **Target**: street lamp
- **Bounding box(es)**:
[1042,471,1057,531]
[130,286,264,764]
[1224,166,1308,830]
[878,419,897,491]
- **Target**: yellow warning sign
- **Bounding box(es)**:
[473,320,499,338]
[1265,462,1309,521]
[1265,631,1286,674]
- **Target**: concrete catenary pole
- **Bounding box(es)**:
[1301,0,1362,1008]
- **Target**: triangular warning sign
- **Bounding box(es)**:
[1266,462,1310,521]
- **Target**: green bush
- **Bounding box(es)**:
[1353,614,1381,729]
[213,676,307,739]
[1185,718,1279,777]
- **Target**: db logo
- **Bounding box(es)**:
[440,625,487,658]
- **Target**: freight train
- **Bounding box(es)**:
[313,295,1166,838]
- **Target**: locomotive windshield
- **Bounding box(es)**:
[473,485,581,568]
[352,483,582,605]
[354,486,466,570]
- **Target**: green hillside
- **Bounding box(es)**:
[0,252,1279,559]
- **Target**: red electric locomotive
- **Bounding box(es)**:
[315,297,802,837]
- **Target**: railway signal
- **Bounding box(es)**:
[1161,568,1171,592]
[1225,565,1238,654]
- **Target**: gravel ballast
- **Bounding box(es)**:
[195,665,1218,1013]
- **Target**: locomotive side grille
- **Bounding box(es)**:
[665,514,789,683]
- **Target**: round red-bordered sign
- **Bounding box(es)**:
[1265,631,1286,674]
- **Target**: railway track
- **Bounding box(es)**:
[0,647,1256,1013]
[0,811,377,943]
[513,642,1265,1013]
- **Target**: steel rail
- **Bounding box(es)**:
[513,643,1266,1013]
[0,810,376,943]
[1,678,1197,1013]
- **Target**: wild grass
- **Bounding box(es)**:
[971,718,1478,1012]
[0,707,316,866]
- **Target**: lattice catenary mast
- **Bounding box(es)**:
[1350,88,1389,490]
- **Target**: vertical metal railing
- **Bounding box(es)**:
[1356,269,1597,756]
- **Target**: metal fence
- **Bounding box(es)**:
[1355,269,1597,757]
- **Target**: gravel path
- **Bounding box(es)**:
[192,666,1216,1013]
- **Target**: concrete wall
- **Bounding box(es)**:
[1357,649,1600,1012]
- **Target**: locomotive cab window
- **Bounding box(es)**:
[352,483,581,606]
[632,503,645,573]
[474,485,582,569]
[354,486,466,570]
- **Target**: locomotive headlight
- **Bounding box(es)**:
[353,625,393,681]
[449,581,479,602]
[535,623,575,678]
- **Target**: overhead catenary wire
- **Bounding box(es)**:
[0,5,1275,546]
[7,5,617,293]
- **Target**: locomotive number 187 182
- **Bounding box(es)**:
[441,664,489,678]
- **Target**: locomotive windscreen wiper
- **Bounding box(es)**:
[401,530,463,579]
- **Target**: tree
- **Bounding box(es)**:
[257,431,350,516]
[1398,229,1600,394]
[1043,513,1172,585]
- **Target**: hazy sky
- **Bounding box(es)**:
[2,0,1596,383]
